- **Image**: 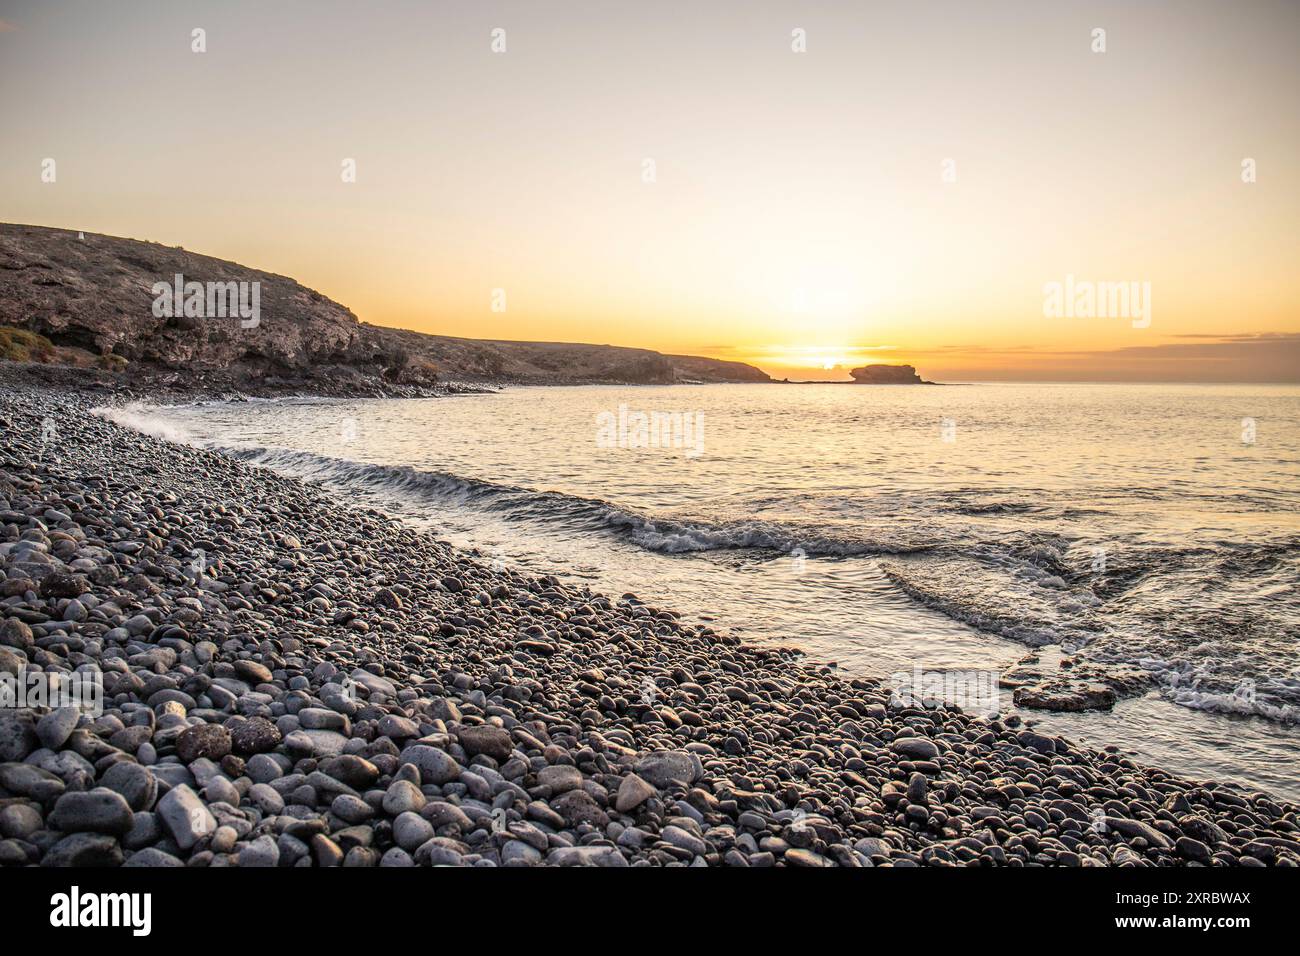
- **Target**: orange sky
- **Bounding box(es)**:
[1,0,1296,381]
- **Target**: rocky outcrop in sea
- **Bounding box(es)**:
[849,364,928,384]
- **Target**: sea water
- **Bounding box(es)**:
[124,382,1300,800]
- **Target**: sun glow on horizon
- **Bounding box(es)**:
[727,344,903,377]
[0,0,1296,382]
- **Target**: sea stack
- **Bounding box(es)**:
[849,364,926,384]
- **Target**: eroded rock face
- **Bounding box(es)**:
[1,222,772,393]
[0,224,361,375]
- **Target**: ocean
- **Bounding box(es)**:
[116,382,1300,800]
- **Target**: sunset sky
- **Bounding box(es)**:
[1,0,1297,381]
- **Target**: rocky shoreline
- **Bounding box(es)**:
[1,373,1296,867]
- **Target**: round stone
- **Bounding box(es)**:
[176,723,232,763]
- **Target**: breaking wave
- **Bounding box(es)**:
[219,445,932,557]
[91,403,200,445]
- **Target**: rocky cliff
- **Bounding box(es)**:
[0,223,770,394]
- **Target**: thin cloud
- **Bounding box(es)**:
[0,19,18,33]
[1169,332,1300,342]
[912,333,1300,382]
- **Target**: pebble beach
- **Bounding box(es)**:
[2,371,1297,868]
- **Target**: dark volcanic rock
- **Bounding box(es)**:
[0,712,36,762]
[175,724,232,762]
[455,724,514,762]
[43,833,124,867]
[229,717,282,754]
[633,751,701,789]
[49,789,134,836]
[39,571,90,599]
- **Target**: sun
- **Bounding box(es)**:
[794,347,856,370]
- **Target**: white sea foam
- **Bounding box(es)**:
[92,403,199,445]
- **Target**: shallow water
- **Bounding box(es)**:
[127,382,1300,801]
